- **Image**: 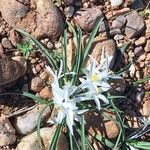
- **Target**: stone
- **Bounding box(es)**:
[31,77,44,93]
[0,0,30,26]
[85,111,119,140]
[110,0,123,7]
[0,0,64,40]
[15,105,51,135]
[16,127,69,150]
[9,30,21,47]
[125,11,145,38]
[90,38,117,68]
[34,0,64,39]
[0,43,4,54]
[39,86,52,99]
[1,38,13,49]
[0,57,26,90]
[140,100,150,117]
[134,46,144,56]
[135,37,146,46]
[0,115,16,146]
[109,77,126,95]
[146,53,150,61]
[39,71,49,82]
[145,40,150,52]
[112,8,130,16]
[64,0,75,6]
[129,64,136,77]
[114,34,124,41]
[74,7,103,32]
[99,20,110,33]
[109,28,122,36]
[112,15,126,29]
[130,0,145,10]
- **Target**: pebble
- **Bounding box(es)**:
[74,7,103,31]
[129,64,136,77]
[65,6,74,18]
[114,34,124,41]
[39,86,52,99]
[109,28,122,36]
[0,115,16,146]
[112,15,126,29]
[138,53,146,61]
[112,8,130,16]
[135,37,146,46]
[135,86,145,102]
[140,100,150,117]
[30,58,37,64]
[16,127,69,150]
[15,105,51,135]
[134,46,144,56]
[31,77,44,92]
[64,0,75,6]
[39,71,49,82]
[125,11,145,38]
[35,64,42,73]
[110,0,123,7]
[146,53,150,61]
[1,38,13,49]
[145,40,150,52]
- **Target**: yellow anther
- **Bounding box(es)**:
[91,73,99,82]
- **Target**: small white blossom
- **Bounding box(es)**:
[110,0,123,7]
[79,54,120,110]
[52,83,87,135]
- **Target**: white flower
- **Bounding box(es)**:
[79,54,120,110]
[52,83,87,135]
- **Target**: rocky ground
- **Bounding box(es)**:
[0,0,150,149]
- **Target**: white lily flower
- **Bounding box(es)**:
[52,83,87,135]
[79,54,120,110]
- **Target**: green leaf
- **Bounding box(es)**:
[82,18,103,64]
[49,123,63,150]
[81,115,85,150]
[62,29,68,81]
[37,104,51,149]
[133,76,150,86]
[95,134,114,148]
[22,92,52,105]
[71,27,82,84]
[127,140,150,150]
[69,132,73,150]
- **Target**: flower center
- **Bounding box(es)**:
[91,73,99,82]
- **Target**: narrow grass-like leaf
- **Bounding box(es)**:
[116,62,132,75]
[82,18,103,64]
[22,92,51,105]
[16,29,57,70]
[62,29,68,80]
[75,126,94,150]
[69,132,73,150]
[95,134,114,148]
[72,136,81,150]
[133,76,150,86]
[119,42,131,54]
[37,104,52,149]
[71,27,82,84]
[127,141,150,150]
[49,123,63,150]
[81,115,85,150]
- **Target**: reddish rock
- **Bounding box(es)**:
[74,7,103,32]
[31,77,44,93]
[0,57,26,89]
[125,11,145,38]
[0,0,64,40]
[90,38,117,68]
[0,115,16,146]
[39,86,52,99]
[85,111,119,140]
